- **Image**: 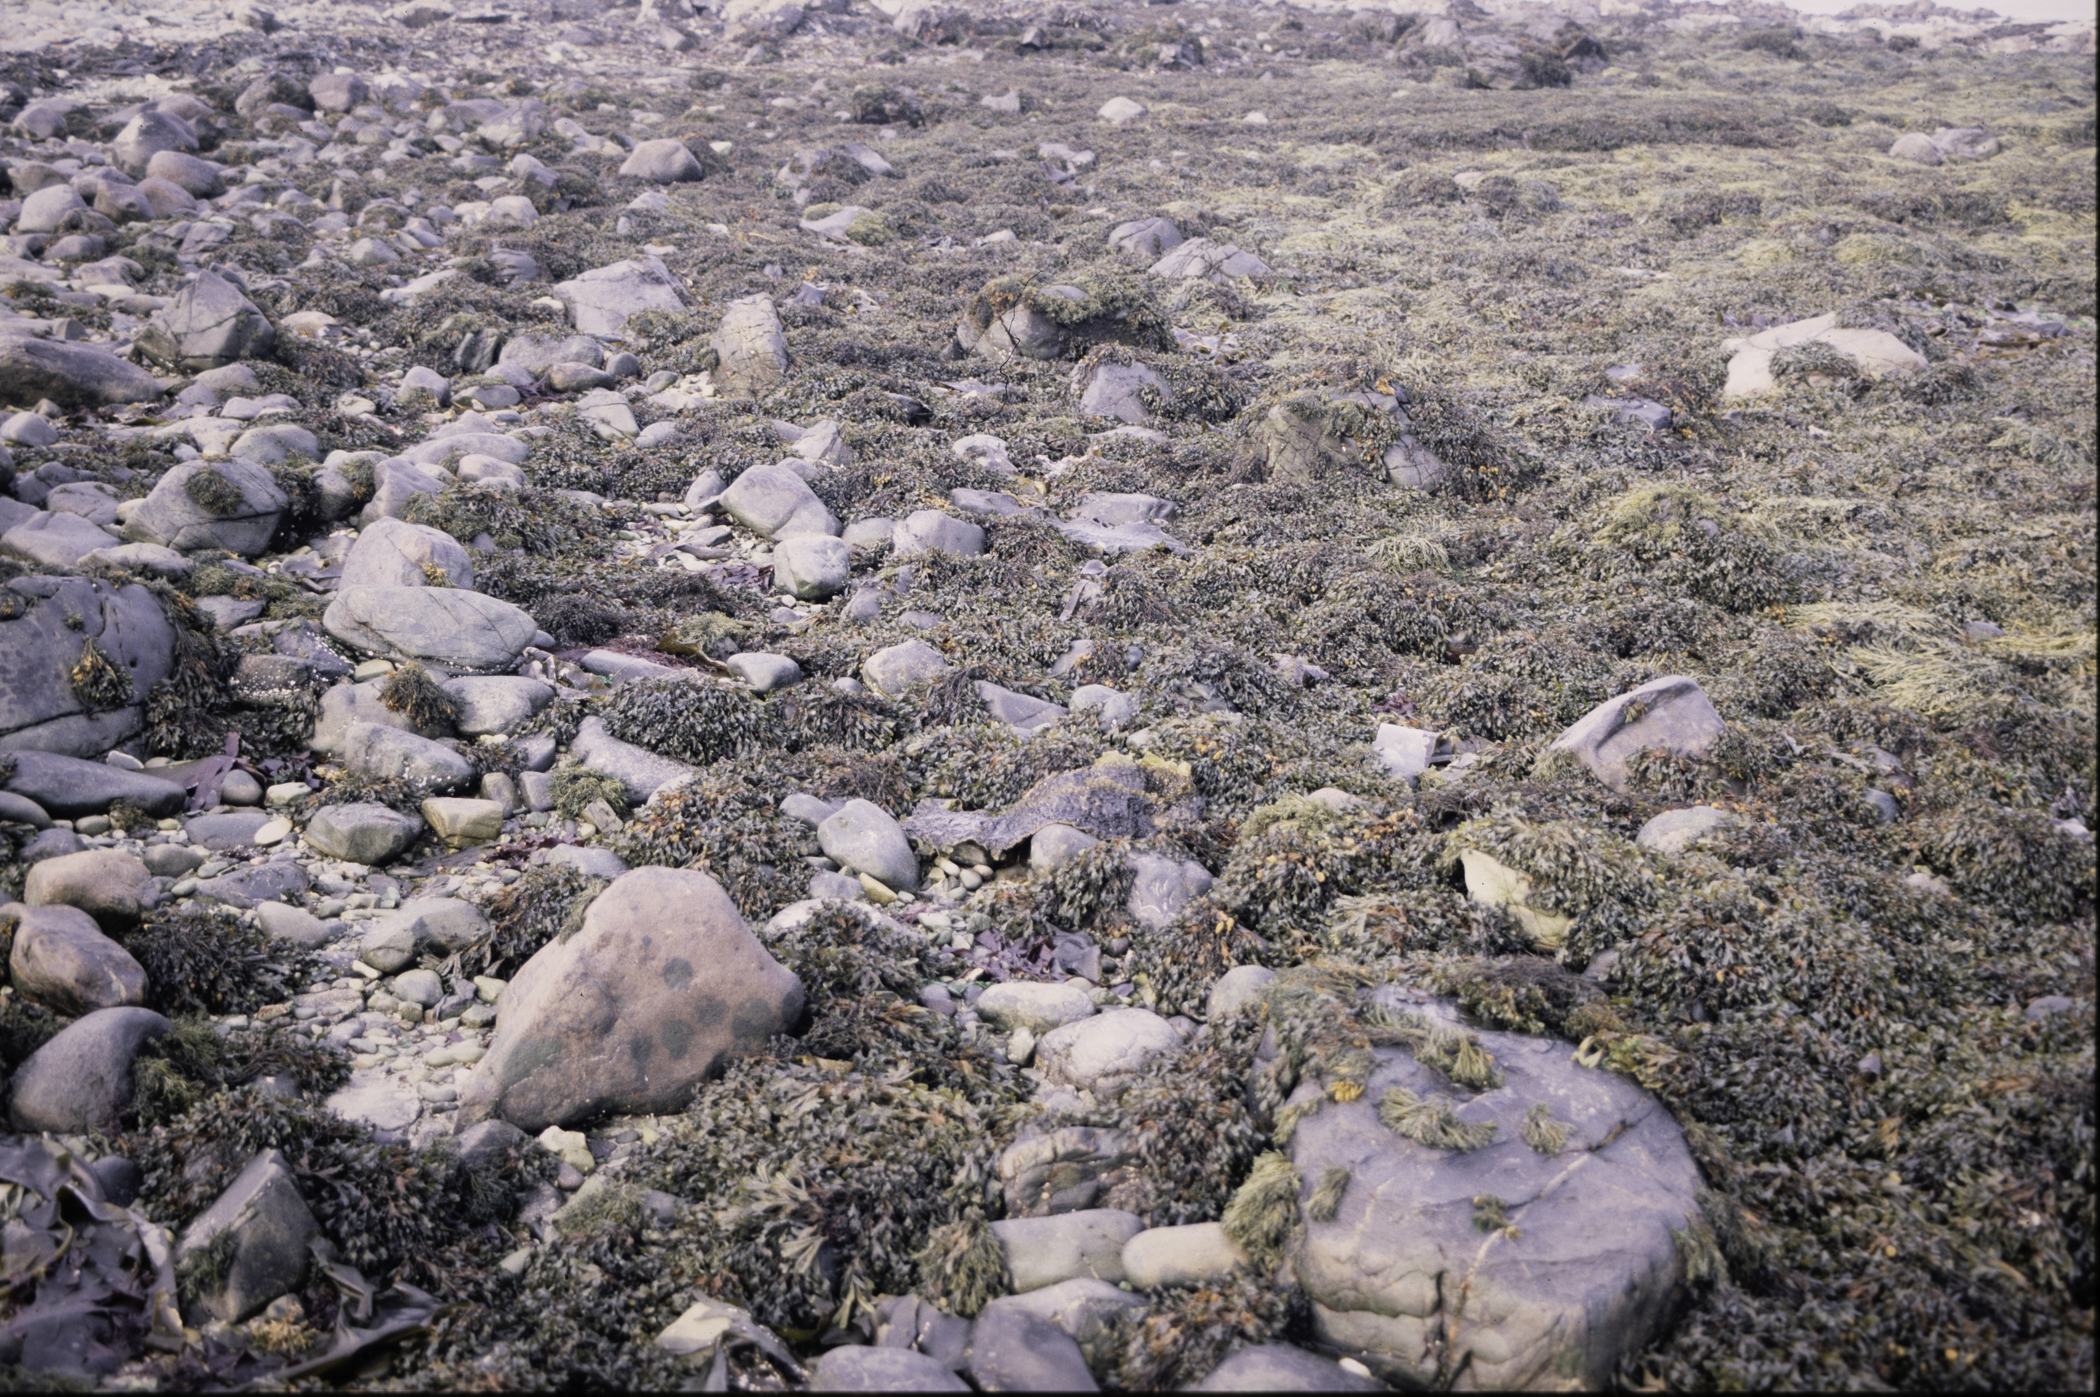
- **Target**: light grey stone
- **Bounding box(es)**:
[810,1346,969,1392]
[1108,216,1182,258]
[1207,965,1277,1022]
[861,639,951,697]
[980,1279,1146,1364]
[302,800,423,865]
[7,1006,171,1132]
[992,1209,1142,1292]
[340,720,475,794]
[1,750,183,818]
[554,256,684,339]
[1,511,119,570]
[718,464,838,540]
[5,902,147,1015]
[817,799,919,891]
[23,848,157,933]
[1028,823,1099,876]
[1194,1344,1384,1392]
[1546,675,1726,793]
[725,652,804,692]
[1121,1222,1247,1289]
[1076,360,1165,424]
[978,682,1066,735]
[442,675,553,736]
[340,518,474,591]
[977,980,1097,1036]
[965,1304,1098,1393]
[311,678,453,755]
[1635,806,1737,855]
[255,901,332,947]
[711,294,788,395]
[1126,855,1212,931]
[323,586,539,671]
[0,335,163,409]
[1036,1007,1181,1093]
[1069,685,1136,728]
[1150,238,1273,281]
[773,534,851,600]
[620,137,704,182]
[571,715,698,806]
[134,270,275,371]
[894,510,985,558]
[124,459,288,557]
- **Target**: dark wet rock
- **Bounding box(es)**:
[23,849,158,932]
[4,902,149,1015]
[458,867,804,1131]
[0,576,175,760]
[7,1006,172,1132]
[173,1148,317,1324]
[303,801,423,865]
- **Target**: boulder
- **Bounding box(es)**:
[1888,132,1942,164]
[1,512,120,571]
[817,799,919,891]
[311,678,453,754]
[0,749,183,818]
[979,1279,1146,1364]
[7,1006,172,1132]
[255,901,332,947]
[173,1148,317,1324]
[1076,360,1166,424]
[497,334,603,376]
[773,534,851,600]
[5,902,148,1014]
[1286,996,1702,1390]
[809,1346,969,1392]
[457,867,804,1130]
[145,149,225,197]
[422,796,505,848]
[23,849,157,932]
[1028,823,1100,875]
[991,1209,1143,1292]
[965,1305,1098,1393]
[134,270,275,371]
[1126,854,1212,931]
[1546,675,1727,793]
[1150,238,1273,281]
[338,517,474,591]
[110,109,196,178]
[553,256,684,339]
[0,335,163,408]
[183,810,274,851]
[1036,1008,1182,1094]
[0,577,176,760]
[1098,96,1147,126]
[309,72,369,113]
[302,800,423,865]
[620,138,704,183]
[710,294,789,395]
[976,981,1097,1036]
[190,860,309,910]
[724,652,804,693]
[893,510,985,559]
[340,721,476,794]
[15,184,88,234]
[323,586,539,671]
[1108,216,1182,258]
[1120,1222,1247,1289]
[124,460,288,557]
[1634,806,1737,855]
[441,675,554,736]
[571,715,698,806]
[717,464,838,540]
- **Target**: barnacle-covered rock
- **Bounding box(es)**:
[458,867,804,1131]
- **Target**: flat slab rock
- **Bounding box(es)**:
[1286,991,1702,1391]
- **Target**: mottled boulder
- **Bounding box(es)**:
[133,270,275,371]
[302,801,423,865]
[620,137,704,183]
[7,1006,172,1132]
[124,460,288,557]
[553,256,684,339]
[710,294,788,395]
[0,576,176,759]
[458,867,804,1131]
[340,721,476,794]
[4,902,148,1014]
[323,586,538,671]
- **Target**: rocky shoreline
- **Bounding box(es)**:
[0,0,2092,1389]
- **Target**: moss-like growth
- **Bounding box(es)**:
[68,637,133,713]
[381,662,461,731]
[600,676,778,766]
[129,905,321,1017]
[1221,1152,1300,1272]
[477,864,609,974]
[1306,1165,1350,1223]
[915,1210,1010,1318]
[547,763,629,821]
[1378,1087,1498,1151]
[183,467,249,516]
[1522,1103,1571,1156]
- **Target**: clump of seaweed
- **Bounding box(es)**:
[129,905,320,1017]
[475,863,609,974]
[1306,1165,1350,1222]
[183,468,249,516]
[1102,1276,1309,1391]
[914,1210,1011,1319]
[599,675,779,765]
[381,662,460,730]
[68,637,134,712]
[1220,1151,1300,1272]
[1378,1087,1499,1151]
[547,763,628,821]
[1522,1103,1571,1156]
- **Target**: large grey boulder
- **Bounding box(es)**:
[339,518,475,591]
[339,720,475,794]
[0,750,183,818]
[620,137,704,183]
[7,1006,172,1132]
[0,335,163,408]
[553,256,684,338]
[173,1148,317,1324]
[773,534,850,600]
[571,715,698,806]
[717,464,838,540]
[15,184,89,234]
[1108,216,1182,258]
[323,586,539,671]
[442,675,554,736]
[711,294,789,395]
[817,799,919,890]
[302,801,423,865]
[311,677,454,755]
[1288,998,1702,1391]
[0,576,176,759]
[134,271,275,371]
[457,867,804,1131]
[23,848,158,933]
[809,1346,969,1392]
[124,460,288,557]
[4,903,148,1015]
[976,981,1096,1036]
[860,639,952,697]
[979,1279,1146,1365]
[145,149,225,197]
[1546,675,1726,793]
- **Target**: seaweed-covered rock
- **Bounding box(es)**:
[458,867,804,1130]
[323,585,539,671]
[1037,1008,1183,1094]
[340,720,475,794]
[1287,998,1700,1391]
[0,333,163,408]
[124,460,289,557]
[4,902,148,1014]
[23,848,157,932]
[1545,675,1726,792]
[8,1005,172,1131]
[0,577,177,760]
[903,755,1202,859]
[312,677,453,754]
[133,270,275,371]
